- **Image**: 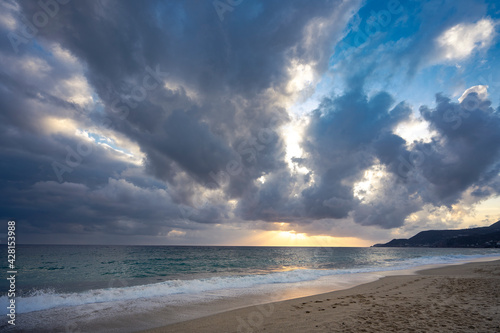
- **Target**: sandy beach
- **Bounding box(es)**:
[142,260,500,333]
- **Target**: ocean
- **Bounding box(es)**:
[1,245,500,331]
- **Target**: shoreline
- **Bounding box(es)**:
[5,256,500,332]
[140,258,500,333]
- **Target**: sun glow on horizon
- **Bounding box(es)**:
[246,229,372,247]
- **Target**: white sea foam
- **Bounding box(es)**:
[2,253,499,314]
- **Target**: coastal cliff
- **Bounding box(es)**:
[373,221,500,248]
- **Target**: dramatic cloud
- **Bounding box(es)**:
[417,92,500,203]
[299,87,410,219]
[1,0,499,244]
[435,18,496,62]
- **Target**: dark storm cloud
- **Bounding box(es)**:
[353,90,500,228]
[13,0,356,190]
[3,179,181,236]
[234,85,415,226]
[235,168,301,222]
[238,85,500,229]
[2,0,500,243]
[1,0,362,240]
[0,63,131,189]
[416,92,500,205]
[299,87,411,219]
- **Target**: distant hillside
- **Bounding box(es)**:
[373,221,500,248]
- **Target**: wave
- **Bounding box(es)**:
[2,253,498,314]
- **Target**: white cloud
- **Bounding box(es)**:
[54,74,95,106]
[20,56,51,77]
[435,18,496,62]
[394,116,436,144]
[51,43,80,65]
[167,230,186,237]
[458,84,488,103]
[286,60,315,94]
[0,0,19,30]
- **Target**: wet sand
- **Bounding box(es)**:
[142,260,500,333]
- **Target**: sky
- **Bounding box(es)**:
[1,0,500,246]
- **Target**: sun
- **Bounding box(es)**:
[247,225,372,247]
[277,230,308,241]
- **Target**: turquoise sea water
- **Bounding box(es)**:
[1,245,500,315]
